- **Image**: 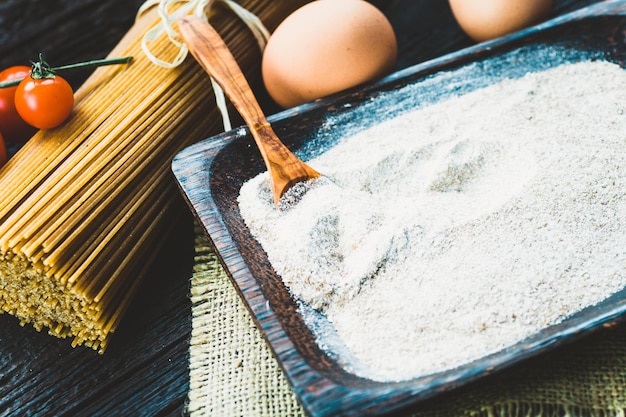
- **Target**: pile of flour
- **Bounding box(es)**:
[237,60,626,381]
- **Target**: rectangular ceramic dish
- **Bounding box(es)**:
[172,2,626,415]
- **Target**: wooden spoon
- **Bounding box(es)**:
[178,16,320,205]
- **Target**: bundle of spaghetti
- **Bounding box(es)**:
[0,0,310,353]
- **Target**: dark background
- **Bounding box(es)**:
[0,0,602,416]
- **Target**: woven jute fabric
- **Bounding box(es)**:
[188,226,306,417]
[188,224,626,417]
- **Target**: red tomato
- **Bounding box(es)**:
[0,66,37,143]
[15,74,74,129]
[0,131,7,167]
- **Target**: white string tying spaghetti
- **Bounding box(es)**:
[137,0,271,131]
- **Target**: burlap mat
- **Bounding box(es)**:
[187,223,626,417]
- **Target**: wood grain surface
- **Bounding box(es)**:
[0,0,601,416]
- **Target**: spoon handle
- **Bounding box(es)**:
[181,17,268,130]
[179,16,319,204]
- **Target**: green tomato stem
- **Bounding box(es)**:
[0,56,133,88]
[0,79,21,88]
[52,56,133,72]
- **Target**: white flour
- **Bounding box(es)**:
[237,59,626,381]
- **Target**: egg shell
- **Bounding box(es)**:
[449,0,553,42]
[262,0,397,108]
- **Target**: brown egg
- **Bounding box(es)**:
[449,0,553,42]
[261,0,397,108]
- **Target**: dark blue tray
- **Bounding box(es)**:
[172,2,626,415]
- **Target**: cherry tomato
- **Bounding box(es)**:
[15,74,74,129]
[0,66,37,143]
[0,131,7,167]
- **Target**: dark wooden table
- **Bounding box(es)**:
[0,0,601,415]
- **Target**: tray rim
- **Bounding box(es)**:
[172,1,626,415]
